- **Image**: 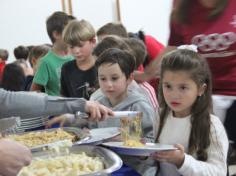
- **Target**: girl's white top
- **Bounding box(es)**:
[158,112,228,176]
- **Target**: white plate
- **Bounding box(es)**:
[102,142,177,156]
[83,127,120,145]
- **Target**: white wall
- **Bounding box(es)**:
[0,0,173,62]
[0,0,62,62]
[119,0,173,45]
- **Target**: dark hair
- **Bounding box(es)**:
[28,45,50,67]
[129,30,150,67]
[92,35,133,57]
[97,22,128,38]
[0,49,9,61]
[46,11,75,43]
[173,0,228,24]
[1,63,25,91]
[157,49,212,161]
[13,45,29,60]
[124,38,147,69]
[95,48,135,79]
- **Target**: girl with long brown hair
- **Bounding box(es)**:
[151,49,228,176]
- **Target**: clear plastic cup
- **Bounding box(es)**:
[120,112,143,146]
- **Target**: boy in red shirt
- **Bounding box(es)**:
[0,49,8,81]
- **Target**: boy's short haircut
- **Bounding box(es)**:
[28,45,50,66]
[96,22,128,38]
[13,45,29,60]
[63,19,95,47]
[124,38,147,69]
[0,49,9,61]
[92,35,134,58]
[96,48,135,79]
[46,11,75,43]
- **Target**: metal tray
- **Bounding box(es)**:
[26,145,123,176]
[8,127,90,151]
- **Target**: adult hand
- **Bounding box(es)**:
[85,101,114,121]
[0,138,32,176]
[151,144,185,168]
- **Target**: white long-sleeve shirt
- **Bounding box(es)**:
[158,112,229,176]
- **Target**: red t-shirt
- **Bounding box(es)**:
[145,35,164,90]
[169,0,236,96]
[0,62,6,81]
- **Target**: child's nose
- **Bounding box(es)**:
[106,80,113,87]
[171,90,181,99]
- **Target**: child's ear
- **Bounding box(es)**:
[198,83,207,96]
[90,37,96,46]
[52,31,61,40]
[128,73,134,84]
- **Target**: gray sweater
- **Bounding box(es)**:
[91,91,157,140]
[93,91,158,175]
[0,89,86,119]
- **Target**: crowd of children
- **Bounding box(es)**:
[0,4,234,175]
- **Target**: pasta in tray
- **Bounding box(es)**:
[18,152,104,176]
[8,128,78,147]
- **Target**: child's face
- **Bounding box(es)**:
[98,63,132,106]
[162,70,205,117]
[69,40,95,63]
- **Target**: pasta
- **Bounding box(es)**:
[120,115,144,147]
[18,152,104,176]
[8,129,78,147]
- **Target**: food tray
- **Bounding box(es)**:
[21,145,123,176]
[8,127,90,151]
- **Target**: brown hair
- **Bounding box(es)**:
[157,49,213,161]
[97,22,128,38]
[14,45,29,60]
[0,49,9,61]
[124,38,147,69]
[46,11,75,43]
[96,48,135,79]
[28,45,50,67]
[92,35,133,57]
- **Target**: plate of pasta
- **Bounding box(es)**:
[102,141,177,156]
[7,127,90,151]
[18,145,122,176]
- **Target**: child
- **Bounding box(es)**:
[1,63,25,91]
[13,45,29,61]
[61,19,97,99]
[0,49,8,81]
[25,44,50,91]
[96,22,128,42]
[46,47,157,175]
[49,47,156,138]
[90,35,158,110]
[94,48,156,136]
[31,11,75,95]
[124,37,159,110]
[151,49,228,176]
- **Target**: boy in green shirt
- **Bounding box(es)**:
[31,11,74,96]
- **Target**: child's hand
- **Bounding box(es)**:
[151,144,185,168]
[45,115,67,128]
